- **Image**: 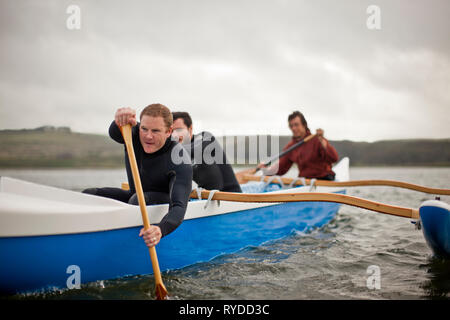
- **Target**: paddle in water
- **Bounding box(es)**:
[120,124,168,300]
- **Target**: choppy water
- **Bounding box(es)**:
[1,166,449,300]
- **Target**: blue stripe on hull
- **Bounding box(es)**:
[0,198,342,294]
[420,205,450,258]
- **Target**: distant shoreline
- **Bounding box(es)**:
[1,127,449,169]
[0,163,449,170]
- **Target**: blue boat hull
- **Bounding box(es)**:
[420,200,450,258]
[0,199,342,294]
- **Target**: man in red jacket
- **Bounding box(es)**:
[258,111,339,180]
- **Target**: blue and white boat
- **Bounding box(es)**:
[1,156,448,295]
[0,158,349,294]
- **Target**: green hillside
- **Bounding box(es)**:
[329,139,450,166]
[0,127,449,168]
[223,136,450,167]
[0,126,124,168]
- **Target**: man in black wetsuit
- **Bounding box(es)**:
[171,111,242,193]
[83,104,192,248]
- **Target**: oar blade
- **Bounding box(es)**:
[155,283,169,300]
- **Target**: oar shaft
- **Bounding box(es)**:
[263,134,317,167]
[241,174,450,195]
[251,134,317,175]
[149,247,163,282]
[123,137,151,228]
[120,124,167,299]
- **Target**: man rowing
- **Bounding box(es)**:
[171,111,242,192]
[83,104,193,247]
[258,111,339,180]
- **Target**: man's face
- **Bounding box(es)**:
[288,116,307,138]
[172,118,192,144]
[139,115,172,153]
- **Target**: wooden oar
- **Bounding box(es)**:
[189,189,420,219]
[120,124,168,300]
[235,134,317,184]
[240,174,450,195]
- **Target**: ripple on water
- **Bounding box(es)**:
[2,167,449,299]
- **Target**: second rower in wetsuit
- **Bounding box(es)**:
[172,111,242,193]
[83,104,192,247]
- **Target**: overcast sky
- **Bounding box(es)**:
[0,0,449,142]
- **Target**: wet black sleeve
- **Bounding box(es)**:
[195,132,242,192]
[157,152,193,237]
[193,164,224,190]
[209,133,241,192]
[109,121,125,144]
[108,121,140,145]
[217,163,242,192]
[108,121,141,194]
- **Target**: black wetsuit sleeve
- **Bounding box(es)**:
[109,121,125,144]
[157,160,193,237]
[108,121,142,193]
[192,132,242,192]
[218,163,242,192]
[213,135,242,192]
[109,121,140,143]
[193,164,224,190]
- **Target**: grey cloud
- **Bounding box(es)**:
[0,0,449,141]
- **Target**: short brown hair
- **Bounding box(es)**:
[140,103,173,129]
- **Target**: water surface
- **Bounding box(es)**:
[1,166,449,299]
